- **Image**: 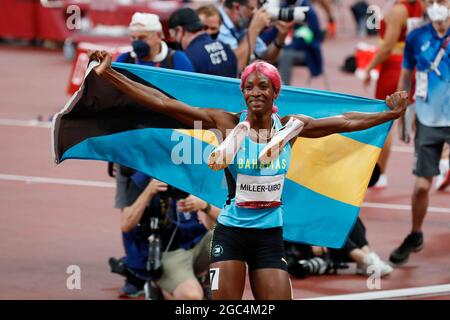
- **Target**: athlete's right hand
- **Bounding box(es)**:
[88,50,112,76]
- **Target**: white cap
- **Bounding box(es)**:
[129,12,162,32]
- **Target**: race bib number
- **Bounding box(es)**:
[235,174,284,208]
[415,71,428,100]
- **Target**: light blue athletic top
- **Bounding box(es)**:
[217,112,291,229]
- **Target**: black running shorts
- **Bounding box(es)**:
[209,223,288,272]
[413,120,450,177]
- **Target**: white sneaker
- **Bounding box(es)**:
[372,174,388,189]
[258,117,304,165]
[435,159,450,191]
[356,252,393,277]
[207,121,250,171]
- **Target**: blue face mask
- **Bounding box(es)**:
[131,40,150,59]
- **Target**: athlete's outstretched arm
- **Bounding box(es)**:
[292,91,408,138]
[88,50,218,129]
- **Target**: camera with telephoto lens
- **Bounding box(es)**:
[288,256,331,278]
[145,186,187,279]
[144,216,164,300]
[258,0,309,23]
[146,217,163,279]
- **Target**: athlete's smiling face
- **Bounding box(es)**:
[242,72,276,115]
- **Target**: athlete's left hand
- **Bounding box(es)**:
[386,91,408,117]
[88,50,112,76]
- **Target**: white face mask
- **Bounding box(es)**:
[427,3,450,22]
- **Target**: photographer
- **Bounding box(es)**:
[217,0,292,71]
[276,0,324,85]
[286,218,393,279]
[111,166,218,299]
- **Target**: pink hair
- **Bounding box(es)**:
[240,61,281,113]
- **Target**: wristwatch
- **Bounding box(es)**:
[203,202,212,215]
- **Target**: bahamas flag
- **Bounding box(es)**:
[52,62,391,248]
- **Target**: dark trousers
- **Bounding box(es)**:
[330,217,369,263]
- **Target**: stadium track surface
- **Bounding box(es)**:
[0,22,449,300]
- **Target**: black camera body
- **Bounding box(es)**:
[159,185,189,200]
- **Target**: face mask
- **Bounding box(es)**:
[427,3,449,22]
[167,41,183,51]
[131,40,150,59]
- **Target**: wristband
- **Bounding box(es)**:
[203,203,212,215]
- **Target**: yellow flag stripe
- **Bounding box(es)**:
[287,135,381,206]
[174,129,220,147]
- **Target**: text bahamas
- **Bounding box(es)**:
[237,158,287,170]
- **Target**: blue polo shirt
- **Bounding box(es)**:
[185,33,238,78]
[403,23,450,127]
[217,5,268,58]
[116,47,194,72]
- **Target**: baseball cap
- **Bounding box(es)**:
[129,12,162,32]
[168,8,204,32]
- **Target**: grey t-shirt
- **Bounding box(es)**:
[114,164,142,209]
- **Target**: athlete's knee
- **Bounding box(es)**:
[414,177,432,195]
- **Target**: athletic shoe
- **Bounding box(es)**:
[207,121,250,171]
[108,256,127,277]
[389,232,424,265]
[258,117,304,165]
[372,174,388,189]
[435,159,450,191]
[356,252,393,277]
[119,281,145,299]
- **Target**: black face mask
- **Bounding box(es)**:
[131,40,150,59]
[210,32,219,40]
[166,41,183,51]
